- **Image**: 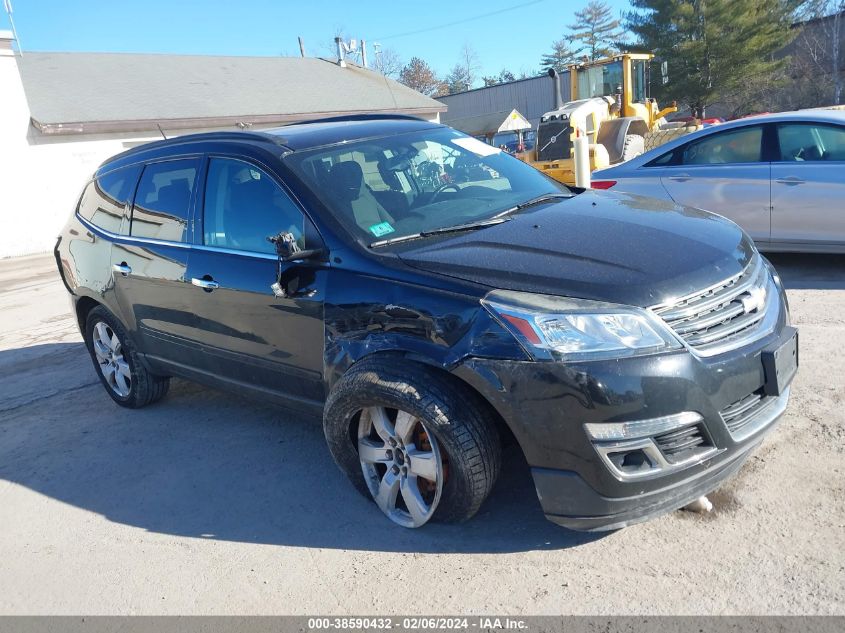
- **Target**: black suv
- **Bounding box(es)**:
[55,115,797,530]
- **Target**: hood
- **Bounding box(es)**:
[396,190,755,307]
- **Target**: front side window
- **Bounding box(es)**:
[203,158,305,254]
[680,126,763,165]
[131,159,199,242]
[284,127,567,244]
[777,123,845,162]
[78,165,141,234]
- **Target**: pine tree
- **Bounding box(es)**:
[627,0,799,117]
[398,57,445,96]
[482,69,517,86]
[568,0,624,60]
[540,38,578,72]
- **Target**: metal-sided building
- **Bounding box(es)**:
[438,72,571,130]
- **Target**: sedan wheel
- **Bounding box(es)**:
[91,320,132,397]
[357,406,445,528]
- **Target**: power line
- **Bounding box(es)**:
[374,0,547,41]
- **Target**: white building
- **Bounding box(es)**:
[0,32,445,257]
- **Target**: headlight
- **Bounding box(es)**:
[481,290,682,361]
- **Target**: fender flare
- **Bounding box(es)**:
[596,117,650,163]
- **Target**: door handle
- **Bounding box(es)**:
[191,277,220,291]
[668,174,692,182]
[112,262,131,277]
[775,176,804,186]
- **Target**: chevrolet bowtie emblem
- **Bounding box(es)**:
[741,286,766,314]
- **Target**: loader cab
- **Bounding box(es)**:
[571,54,652,122]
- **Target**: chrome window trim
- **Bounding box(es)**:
[77,213,318,263]
[77,213,191,249]
[190,243,278,261]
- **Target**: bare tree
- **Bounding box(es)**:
[781,1,845,107]
[372,46,403,79]
[459,43,481,88]
[444,44,481,94]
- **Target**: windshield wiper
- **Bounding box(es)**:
[370,217,511,248]
[494,192,573,218]
[420,216,511,237]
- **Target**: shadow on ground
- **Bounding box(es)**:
[0,342,601,554]
[765,252,845,290]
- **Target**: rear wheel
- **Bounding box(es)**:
[323,358,501,527]
[84,306,170,408]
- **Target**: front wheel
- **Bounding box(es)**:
[323,359,501,528]
[621,133,645,162]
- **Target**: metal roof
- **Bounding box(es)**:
[15,52,445,135]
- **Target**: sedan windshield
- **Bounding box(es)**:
[283,127,569,245]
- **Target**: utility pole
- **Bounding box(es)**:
[2,0,22,54]
[373,42,382,71]
[297,36,305,58]
[361,39,367,68]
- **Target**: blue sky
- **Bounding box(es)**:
[2,0,632,83]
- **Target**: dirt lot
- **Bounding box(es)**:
[0,252,843,615]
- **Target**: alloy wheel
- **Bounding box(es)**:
[357,406,445,528]
[92,321,132,397]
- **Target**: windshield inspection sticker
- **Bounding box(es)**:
[452,137,502,157]
[369,222,396,237]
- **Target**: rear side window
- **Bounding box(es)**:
[77,165,141,234]
[131,159,199,242]
[777,123,845,162]
[203,157,305,254]
[680,126,763,165]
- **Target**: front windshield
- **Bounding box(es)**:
[577,60,623,98]
[284,127,567,245]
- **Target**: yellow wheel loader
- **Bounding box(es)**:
[519,53,688,186]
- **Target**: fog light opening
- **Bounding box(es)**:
[608,449,654,473]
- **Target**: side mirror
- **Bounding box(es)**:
[267,231,324,262]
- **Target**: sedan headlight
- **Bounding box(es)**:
[481,290,682,361]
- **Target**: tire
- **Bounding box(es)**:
[84,305,170,408]
[621,133,645,162]
[323,358,501,527]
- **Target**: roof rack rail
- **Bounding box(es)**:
[147,130,281,145]
[280,113,426,126]
[98,129,285,170]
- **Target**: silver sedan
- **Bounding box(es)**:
[591,110,845,253]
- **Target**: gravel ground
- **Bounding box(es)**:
[0,252,843,615]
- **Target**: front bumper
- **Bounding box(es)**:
[535,387,788,531]
[453,287,794,531]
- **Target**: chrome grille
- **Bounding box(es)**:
[651,256,770,354]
